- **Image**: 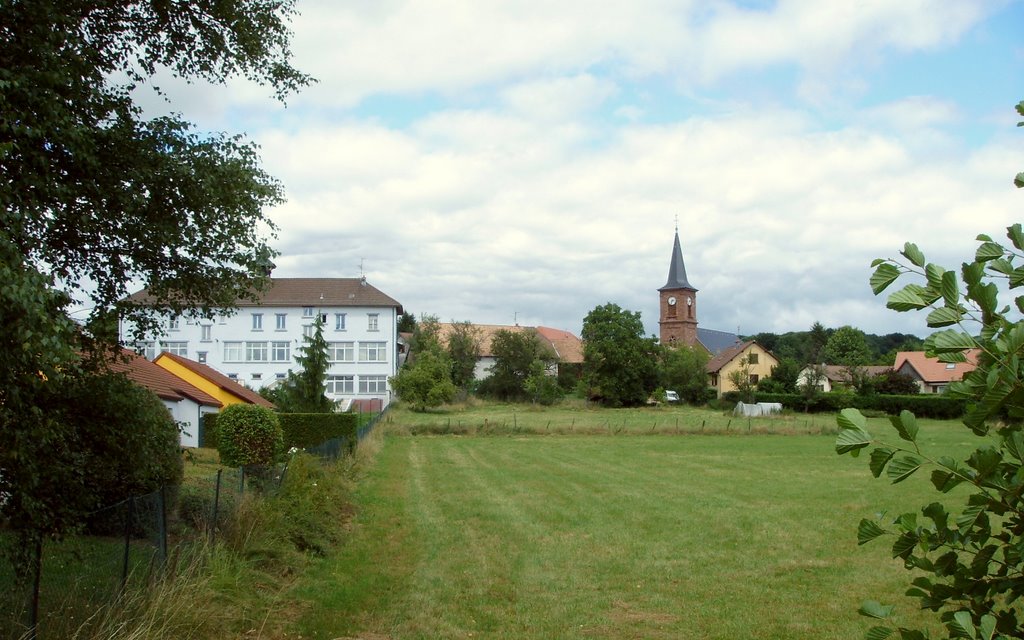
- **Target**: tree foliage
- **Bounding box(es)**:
[659,344,711,404]
[390,349,457,411]
[276,314,333,413]
[823,325,873,366]
[446,320,482,390]
[872,370,920,396]
[582,303,659,407]
[479,329,555,401]
[836,218,1024,638]
[217,404,284,468]
[0,0,309,549]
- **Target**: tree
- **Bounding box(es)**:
[872,370,920,395]
[398,312,417,334]
[808,321,831,364]
[524,360,564,406]
[479,329,555,401]
[799,363,827,404]
[659,345,711,404]
[276,314,333,413]
[390,350,457,411]
[582,303,660,407]
[217,404,284,468]
[0,0,308,559]
[766,357,802,393]
[446,320,482,390]
[726,355,756,403]
[823,325,872,366]
[835,215,1024,637]
[410,314,443,356]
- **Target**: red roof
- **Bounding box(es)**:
[706,340,755,373]
[435,323,582,363]
[154,352,276,408]
[893,350,980,384]
[535,326,584,364]
[109,349,221,407]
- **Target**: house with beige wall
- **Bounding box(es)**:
[706,341,779,397]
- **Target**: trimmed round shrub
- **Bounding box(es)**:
[216,404,283,467]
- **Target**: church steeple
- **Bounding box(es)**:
[658,226,699,347]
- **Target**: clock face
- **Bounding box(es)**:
[667,296,677,306]
[687,297,692,306]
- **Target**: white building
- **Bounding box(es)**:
[122,278,404,410]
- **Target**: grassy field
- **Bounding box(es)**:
[290,405,982,640]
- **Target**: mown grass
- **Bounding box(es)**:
[292,406,984,640]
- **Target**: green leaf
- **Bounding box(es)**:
[941,270,959,307]
[901,243,926,267]
[976,242,1005,262]
[956,505,985,530]
[926,306,962,328]
[887,285,929,312]
[1010,267,1024,289]
[987,257,1015,275]
[931,469,963,493]
[950,610,976,639]
[1008,224,1024,251]
[870,263,902,295]
[890,410,918,443]
[865,626,894,640]
[1016,296,1024,314]
[836,409,871,454]
[962,260,985,287]
[1015,172,1024,189]
[858,519,887,545]
[892,531,918,559]
[887,455,924,484]
[978,614,996,640]
[869,447,896,478]
[925,329,976,353]
[859,600,895,619]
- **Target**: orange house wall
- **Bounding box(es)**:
[154,358,248,408]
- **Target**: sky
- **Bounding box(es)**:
[143,0,1023,340]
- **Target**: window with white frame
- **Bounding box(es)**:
[302,324,314,338]
[135,341,156,360]
[359,375,387,394]
[335,313,346,331]
[197,351,207,364]
[275,313,287,330]
[326,375,354,395]
[224,341,244,362]
[367,313,379,331]
[162,342,188,357]
[246,341,268,361]
[252,313,263,331]
[329,341,354,362]
[251,373,262,381]
[168,316,180,331]
[359,341,386,362]
[271,341,290,362]
[302,306,314,318]
[201,325,212,342]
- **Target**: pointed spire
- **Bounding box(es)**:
[659,229,696,291]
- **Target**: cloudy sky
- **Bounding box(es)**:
[151,0,1022,339]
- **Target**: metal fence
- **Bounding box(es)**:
[1,408,385,640]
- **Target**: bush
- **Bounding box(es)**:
[753,391,966,418]
[216,404,283,468]
[278,412,358,450]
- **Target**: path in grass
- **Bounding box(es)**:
[293,428,964,639]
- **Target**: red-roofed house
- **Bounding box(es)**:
[893,350,980,394]
[109,349,222,447]
[154,351,275,409]
[435,323,584,381]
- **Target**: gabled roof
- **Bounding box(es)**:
[154,352,276,408]
[659,230,697,292]
[109,349,221,407]
[812,364,893,383]
[696,328,741,356]
[435,323,582,363]
[893,350,980,384]
[127,277,402,312]
[705,340,778,373]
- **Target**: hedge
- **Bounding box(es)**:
[747,392,967,420]
[201,411,358,450]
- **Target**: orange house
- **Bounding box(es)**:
[154,351,275,409]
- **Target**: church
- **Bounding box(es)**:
[656,228,779,396]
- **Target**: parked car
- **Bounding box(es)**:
[664,390,680,403]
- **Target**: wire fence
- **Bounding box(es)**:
[1,408,384,640]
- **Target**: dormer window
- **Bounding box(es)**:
[945,363,955,369]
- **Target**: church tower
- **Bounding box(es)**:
[659,228,698,346]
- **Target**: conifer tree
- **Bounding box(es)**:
[278,314,333,413]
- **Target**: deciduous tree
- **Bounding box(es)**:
[659,344,711,404]
[479,329,555,401]
[390,350,457,411]
[446,320,482,390]
[582,303,659,407]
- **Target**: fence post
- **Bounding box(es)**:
[121,497,133,592]
[210,469,222,545]
[157,486,168,567]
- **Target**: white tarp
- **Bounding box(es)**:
[733,402,783,417]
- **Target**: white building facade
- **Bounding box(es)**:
[122,278,404,409]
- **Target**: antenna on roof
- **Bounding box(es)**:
[514,311,519,326]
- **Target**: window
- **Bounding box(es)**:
[335,313,347,331]
[251,313,263,331]
[227,373,238,380]
[359,341,386,362]
[224,342,244,362]
[271,341,290,362]
[945,363,956,369]
[168,316,180,331]
[276,372,286,380]
[251,373,262,381]
[327,375,354,395]
[162,342,188,357]
[246,341,268,362]
[201,325,212,342]
[329,342,354,362]
[747,353,759,364]
[197,351,207,364]
[359,375,387,394]
[302,306,314,318]
[275,313,287,331]
[367,314,379,331]
[135,341,155,360]
[749,374,760,384]
[302,324,314,338]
